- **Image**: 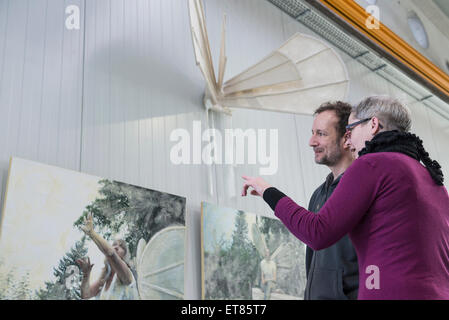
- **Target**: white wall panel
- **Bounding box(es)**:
[408,101,439,160]
[211,108,307,217]
[427,103,449,188]
[0,0,84,211]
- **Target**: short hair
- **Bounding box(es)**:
[352,96,412,132]
[314,101,353,138]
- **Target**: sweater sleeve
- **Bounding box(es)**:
[263,187,287,211]
[273,157,381,250]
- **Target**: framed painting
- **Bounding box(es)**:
[201,202,307,300]
[0,158,186,300]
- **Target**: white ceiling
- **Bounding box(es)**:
[355,0,449,75]
[433,0,449,19]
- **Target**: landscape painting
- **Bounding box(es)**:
[201,202,307,300]
[0,158,186,300]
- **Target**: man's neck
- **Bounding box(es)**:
[329,155,353,180]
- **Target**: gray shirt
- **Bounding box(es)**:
[304,173,359,300]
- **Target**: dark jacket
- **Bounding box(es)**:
[304,173,359,300]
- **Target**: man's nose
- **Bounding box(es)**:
[309,135,318,147]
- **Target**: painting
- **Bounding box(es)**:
[201,202,307,300]
[0,158,186,300]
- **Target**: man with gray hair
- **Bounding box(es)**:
[242,95,449,299]
[354,96,412,131]
[346,96,442,185]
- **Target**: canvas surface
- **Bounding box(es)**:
[0,158,186,300]
[201,202,307,300]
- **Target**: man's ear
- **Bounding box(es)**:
[342,132,351,150]
[371,117,382,134]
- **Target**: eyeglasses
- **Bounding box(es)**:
[345,117,383,132]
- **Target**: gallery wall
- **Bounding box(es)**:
[0,0,448,299]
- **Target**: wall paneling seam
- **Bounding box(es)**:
[79,0,87,172]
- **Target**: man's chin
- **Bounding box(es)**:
[314,157,327,165]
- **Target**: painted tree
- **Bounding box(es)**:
[0,269,33,299]
[230,211,250,250]
[14,272,32,299]
[35,236,88,300]
[73,179,185,259]
[259,215,306,298]
[259,215,284,252]
[227,211,259,299]
[204,211,260,299]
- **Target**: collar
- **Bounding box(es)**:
[325,172,344,188]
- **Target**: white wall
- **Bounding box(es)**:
[0,0,85,210]
[0,0,448,299]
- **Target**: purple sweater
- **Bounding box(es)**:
[273,152,449,299]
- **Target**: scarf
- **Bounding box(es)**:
[358,130,444,186]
